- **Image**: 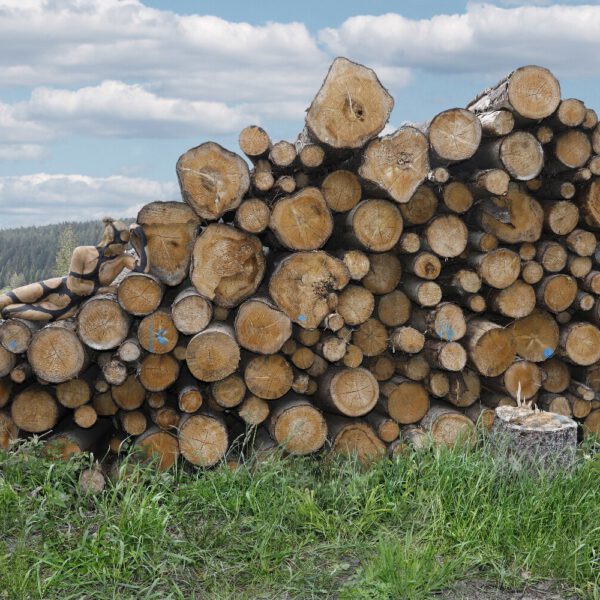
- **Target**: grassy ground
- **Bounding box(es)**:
[0,437,598,600]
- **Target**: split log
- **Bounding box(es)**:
[137,201,200,286]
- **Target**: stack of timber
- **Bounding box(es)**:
[1,58,600,470]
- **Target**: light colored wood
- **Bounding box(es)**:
[478,110,514,136]
[442,182,473,214]
[306,57,393,150]
[536,274,577,314]
[238,395,270,426]
[468,248,520,289]
[552,98,586,127]
[139,353,180,392]
[428,108,481,162]
[377,290,411,327]
[191,224,265,308]
[321,170,362,213]
[559,322,600,366]
[179,410,228,467]
[397,232,421,254]
[239,125,271,161]
[552,130,592,170]
[137,201,200,286]
[73,404,97,429]
[343,199,403,252]
[366,411,400,442]
[138,309,178,355]
[235,296,292,355]
[55,377,91,409]
[316,367,379,417]
[28,320,86,383]
[327,416,386,464]
[409,303,466,342]
[583,409,600,439]
[422,340,467,372]
[543,200,579,236]
[269,251,349,329]
[420,401,476,447]
[244,354,293,400]
[353,318,388,357]
[337,285,374,326]
[77,293,130,350]
[521,261,544,285]
[566,229,596,257]
[379,377,429,424]
[117,338,142,363]
[335,249,370,280]
[268,395,327,455]
[11,385,60,433]
[359,126,429,204]
[511,309,559,363]
[0,319,40,354]
[270,187,333,250]
[466,318,515,377]
[92,391,118,416]
[176,141,250,220]
[235,198,270,234]
[186,323,239,382]
[315,335,347,362]
[488,280,536,318]
[269,140,297,169]
[400,185,438,225]
[467,65,560,120]
[252,159,274,193]
[364,354,395,381]
[446,370,481,408]
[394,354,430,381]
[117,272,163,316]
[402,275,442,307]
[112,375,145,410]
[211,374,246,408]
[424,370,450,398]
[488,360,543,400]
[402,252,441,280]
[541,358,570,393]
[0,411,18,449]
[390,327,425,354]
[171,287,212,336]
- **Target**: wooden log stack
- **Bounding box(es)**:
[1,58,600,469]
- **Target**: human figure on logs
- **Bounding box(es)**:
[0,218,149,322]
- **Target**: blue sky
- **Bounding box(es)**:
[0,0,599,227]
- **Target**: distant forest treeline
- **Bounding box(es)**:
[0,219,134,290]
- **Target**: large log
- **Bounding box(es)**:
[178,410,229,467]
[186,323,240,382]
[137,201,200,286]
[315,367,379,417]
[77,293,130,351]
[176,142,250,220]
[190,224,265,308]
[305,57,393,150]
[11,385,60,433]
[117,272,164,317]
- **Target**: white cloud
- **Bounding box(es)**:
[0,173,179,227]
[0,144,45,160]
[320,4,600,77]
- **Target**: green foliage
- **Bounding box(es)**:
[0,219,134,289]
[0,440,598,600]
[7,272,25,288]
[53,226,78,277]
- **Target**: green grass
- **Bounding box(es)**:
[0,438,599,599]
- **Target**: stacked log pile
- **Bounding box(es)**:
[2,58,600,469]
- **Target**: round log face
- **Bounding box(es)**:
[431,414,476,447]
[321,170,362,213]
[238,125,270,159]
[562,323,600,366]
[191,224,266,308]
[555,130,592,169]
[400,186,438,225]
[176,141,250,220]
[179,414,228,467]
[500,132,544,180]
[425,215,468,258]
[429,108,482,161]
[388,382,430,424]
[235,299,292,354]
[511,309,559,363]
[11,387,58,433]
[362,253,401,295]
[330,421,386,464]
[235,198,270,234]
[269,251,350,329]
[272,404,327,455]
[117,274,163,316]
[328,368,379,417]
[0,320,34,354]
[244,355,293,400]
[28,326,85,383]
[338,285,375,326]
[507,66,561,120]
[136,431,179,471]
[442,182,473,214]
[56,378,91,408]
[186,329,240,382]
[359,127,429,204]
[139,354,180,391]
[478,248,521,289]
[377,290,411,327]
[351,199,403,252]
[306,57,393,149]
[270,187,333,250]
[540,275,577,313]
[470,327,516,377]
[171,292,212,336]
[138,311,178,355]
[77,298,130,351]
[0,412,18,450]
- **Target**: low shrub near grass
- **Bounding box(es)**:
[0,437,598,599]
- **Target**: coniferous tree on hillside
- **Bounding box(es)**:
[53,226,77,277]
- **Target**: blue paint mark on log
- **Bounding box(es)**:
[149,324,153,353]
[9,340,17,351]
[156,328,168,346]
[543,347,554,359]
[298,315,306,322]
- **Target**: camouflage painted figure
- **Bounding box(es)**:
[0,218,149,321]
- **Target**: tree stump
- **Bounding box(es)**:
[491,406,577,470]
